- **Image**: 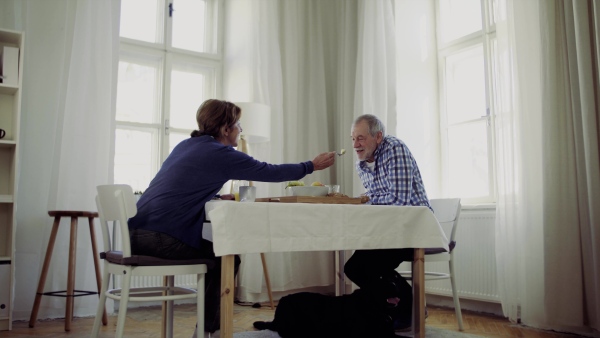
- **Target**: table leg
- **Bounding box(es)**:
[220,255,235,338]
[335,251,340,296]
[335,250,347,296]
[412,248,425,338]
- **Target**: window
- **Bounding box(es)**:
[115,0,222,192]
[436,0,499,203]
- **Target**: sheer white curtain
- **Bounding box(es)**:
[0,0,119,320]
[495,0,600,335]
[223,0,396,302]
[494,0,545,327]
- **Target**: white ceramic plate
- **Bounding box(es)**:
[285,186,329,197]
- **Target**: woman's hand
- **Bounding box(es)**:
[312,151,336,171]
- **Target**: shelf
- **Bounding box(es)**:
[0,140,16,148]
[0,27,21,332]
[0,28,21,44]
[0,195,13,203]
[0,85,18,95]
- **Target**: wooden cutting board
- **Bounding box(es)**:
[256,196,367,204]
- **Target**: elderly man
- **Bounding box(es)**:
[345,114,431,330]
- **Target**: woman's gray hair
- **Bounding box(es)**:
[352,114,385,137]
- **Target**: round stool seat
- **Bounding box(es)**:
[48,210,99,218]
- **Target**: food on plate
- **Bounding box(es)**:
[286,181,305,188]
[311,181,324,186]
[326,192,349,198]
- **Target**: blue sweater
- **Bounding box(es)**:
[128,135,314,249]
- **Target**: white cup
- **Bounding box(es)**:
[239,186,256,202]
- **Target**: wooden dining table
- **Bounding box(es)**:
[206,199,448,338]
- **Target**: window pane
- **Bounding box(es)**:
[490,38,510,114]
[445,45,486,125]
[116,55,163,124]
[439,0,482,43]
[114,128,158,192]
[447,121,489,199]
[120,0,164,44]
[172,0,214,53]
[169,65,212,129]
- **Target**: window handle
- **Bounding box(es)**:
[169,3,174,17]
[482,108,491,126]
[481,108,490,118]
[165,119,170,135]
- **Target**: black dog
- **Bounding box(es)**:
[253,274,409,338]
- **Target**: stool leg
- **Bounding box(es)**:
[29,216,61,328]
[260,253,275,309]
[65,216,78,331]
[88,216,108,325]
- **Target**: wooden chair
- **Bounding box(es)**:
[91,184,214,338]
[398,198,464,330]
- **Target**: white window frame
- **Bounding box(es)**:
[116,0,224,190]
[436,0,498,205]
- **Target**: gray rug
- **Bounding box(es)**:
[232,327,484,338]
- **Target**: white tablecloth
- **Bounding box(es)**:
[206,201,448,257]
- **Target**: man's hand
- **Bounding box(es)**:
[312,151,336,171]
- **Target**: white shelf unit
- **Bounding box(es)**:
[0,27,23,332]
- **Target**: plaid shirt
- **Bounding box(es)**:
[356,135,431,209]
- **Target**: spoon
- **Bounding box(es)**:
[337,149,346,156]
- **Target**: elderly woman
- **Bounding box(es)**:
[128,99,336,334]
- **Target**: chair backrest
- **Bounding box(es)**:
[96,184,137,257]
[429,198,461,244]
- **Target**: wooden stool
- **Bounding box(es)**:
[29,211,108,331]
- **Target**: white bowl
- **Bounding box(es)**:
[286,186,329,197]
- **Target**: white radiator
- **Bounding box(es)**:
[398,208,500,303]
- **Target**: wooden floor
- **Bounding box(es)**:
[6,302,584,338]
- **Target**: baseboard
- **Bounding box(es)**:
[425,294,504,317]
